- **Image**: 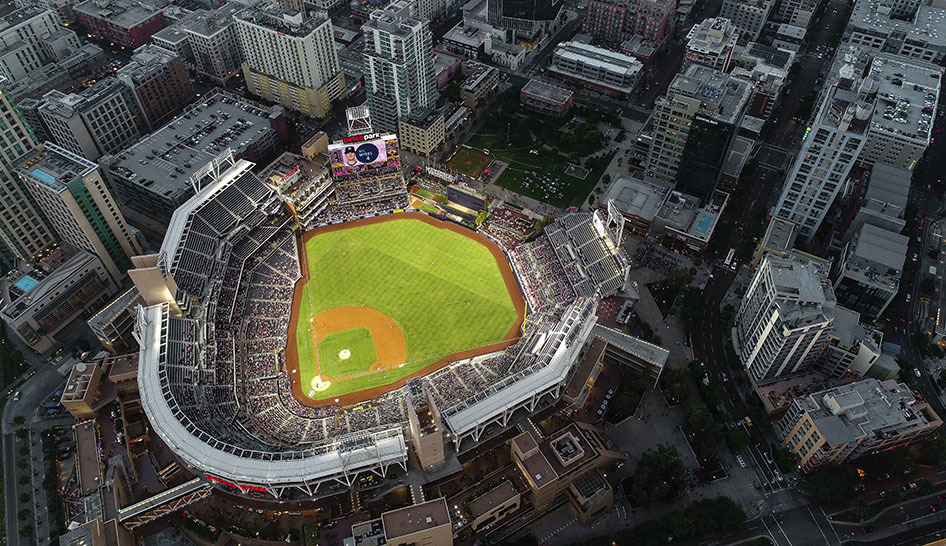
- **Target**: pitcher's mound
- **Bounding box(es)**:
[311,375,332,392]
[339,349,351,360]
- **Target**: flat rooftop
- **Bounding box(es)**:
[552,41,643,78]
[74,420,101,495]
[16,143,97,193]
[100,90,279,202]
[864,162,909,215]
[381,498,450,540]
[0,5,47,28]
[766,255,831,304]
[849,0,946,48]
[116,43,177,84]
[686,17,737,55]
[468,481,518,517]
[602,174,670,222]
[743,41,794,70]
[842,223,907,290]
[74,0,168,29]
[521,78,573,104]
[235,3,329,37]
[39,78,126,120]
[670,64,752,124]
[793,378,939,447]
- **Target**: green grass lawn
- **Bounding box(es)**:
[295,218,519,400]
[316,328,377,377]
[447,148,491,178]
[466,113,613,208]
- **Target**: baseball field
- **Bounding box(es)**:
[286,213,526,405]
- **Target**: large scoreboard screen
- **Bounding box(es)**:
[329,133,400,178]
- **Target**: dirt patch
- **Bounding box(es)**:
[309,306,406,374]
[285,212,527,408]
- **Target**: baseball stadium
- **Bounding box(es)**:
[135,138,629,499]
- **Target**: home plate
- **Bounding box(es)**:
[339,349,351,360]
[311,375,331,392]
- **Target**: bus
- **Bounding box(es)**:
[724,248,735,268]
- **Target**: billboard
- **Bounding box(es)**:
[329,134,400,177]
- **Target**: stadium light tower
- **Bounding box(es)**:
[346,105,373,137]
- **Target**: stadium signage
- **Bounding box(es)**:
[426,167,456,183]
[205,474,268,493]
[342,133,382,144]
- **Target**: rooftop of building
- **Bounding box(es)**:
[2,247,100,320]
[5,43,103,99]
[740,41,794,70]
[759,217,798,257]
[849,0,946,46]
[521,78,573,104]
[468,481,518,517]
[656,190,729,242]
[182,3,246,37]
[0,4,49,29]
[490,40,526,56]
[235,3,329,37]
[462,60,498,90]
[670,64,752,124]
[863,162,910,216]
[792,378,938,446]
[433,49,462,74]
[591,324,670,368]
[381,498,450,539]
[74,0,168,29]
[87,286,141,332]
[764,255,832,304]
[99,90,280,200]
[16,142,98,193]
[38,77,127,119]
[842,223,907,290]
[776,22,807,38]
[363,4,425,36]
[443,22,490,46]
[685,17,738,54]
[116,43,178,84]
[601,174,670,222]
[825,304,880,352]
[552,41,643,77]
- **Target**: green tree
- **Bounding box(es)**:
[17,475,28,486]
[852,499,872,521]
[774,448,796,474]
[725,428,750,452]
[662,510,695,538]
[18,493,29,504]
[16,459,26,470]
[12,415,25,426]
[690,496,747,532]
[803,465,859,503]
[919,436,946,465]
[918,479,937,495]
[660,367,691,405]
[628,444,685,507]
[882,488,902,503]
[19,526,33,538]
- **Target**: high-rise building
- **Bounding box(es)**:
[363,5,437,133]
[776,379,942,472]
[235,4,344,119]
[548,41,643,98]
[719,0,774,41]
[836,45,942,171]
[772,69,872,242]
[37,79,143,161]
[733,255,836,384]
[646,65,751,197]
[116,44,194,131]
[845,0,946,63]
[833,223,908,319]
[15,143,143,283]
[0,6,81,81]
[730,42,794,119]
[683,17,738,73]
[152,3,247,84]
[0,76,57,262]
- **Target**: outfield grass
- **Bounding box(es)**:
[295,218,519,400]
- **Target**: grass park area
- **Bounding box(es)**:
[462,89,617,208]
[293,217,521,400]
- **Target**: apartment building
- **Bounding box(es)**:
[363,4,437,132]
[235,4,344,118]
[116,44,194,131]
[73,0,169,48]
[15,143,143,284]
[37,79,142,161]
[683,17,738,72]
[585,0,675,51]
[152,3,247,84]
[776,379,942,471]
[845,0,946,63]
[520,78,574,117]
[834,223,908,319]
[719,0,774,40]
[0,6,80,81]
[0,77,57,263]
